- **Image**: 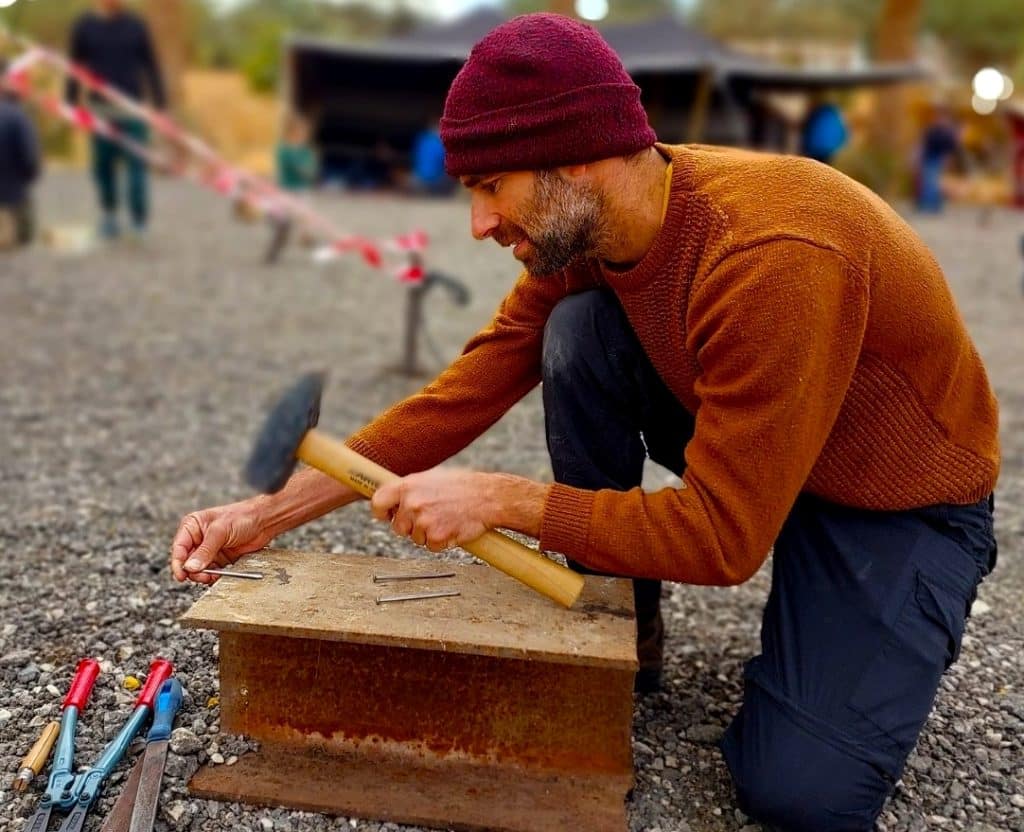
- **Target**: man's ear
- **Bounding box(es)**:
[559,163,589,180]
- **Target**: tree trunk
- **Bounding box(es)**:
[548,0,577,18]
[143,0,187,112]
[871,0,924,193]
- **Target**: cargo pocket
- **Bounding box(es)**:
[847,571,971,756]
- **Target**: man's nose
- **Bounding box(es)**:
[470,197,500,241]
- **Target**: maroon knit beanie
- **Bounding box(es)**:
[440,13,656,176]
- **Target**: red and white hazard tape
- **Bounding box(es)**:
[0,31,429,282]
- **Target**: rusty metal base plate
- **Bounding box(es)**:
[188,743,631,832]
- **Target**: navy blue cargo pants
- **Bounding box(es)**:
[541,290,997,832]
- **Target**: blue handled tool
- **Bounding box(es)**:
[24,659,100,832]
[128,679,184,832]
[99,678,185,832]
[53,660,173,832]
[98,678,184,832]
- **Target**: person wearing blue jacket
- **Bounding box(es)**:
[800,99,848,165]
[0,70,41,248]
[410,123,455,195]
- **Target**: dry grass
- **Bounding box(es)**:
[180,69,279,176]
[54,68,279,175]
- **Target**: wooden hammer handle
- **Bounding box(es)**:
[296,430,585,608]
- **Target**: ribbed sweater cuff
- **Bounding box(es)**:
[343,435,395,472]
[539,483,595,559]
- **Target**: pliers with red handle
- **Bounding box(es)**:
[25,659,174,832]
[23,658,101,832]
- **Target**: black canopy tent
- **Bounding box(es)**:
[286,10,924,177]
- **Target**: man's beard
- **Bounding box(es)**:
[494,171,609,276]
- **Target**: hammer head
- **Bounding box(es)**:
[244,372,325,493]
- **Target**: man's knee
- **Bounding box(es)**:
[729,743,889,832]
[732,757,885,832]
[544,288,630,387]
[541,291,614,383]
[722,685,891,832]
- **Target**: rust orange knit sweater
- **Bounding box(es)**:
[347,144,1000,586]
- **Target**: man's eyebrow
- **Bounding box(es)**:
[461,175,484,189]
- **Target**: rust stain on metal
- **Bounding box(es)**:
[219,632,633,776]
[189,742,631,832]
[184,550,637,830]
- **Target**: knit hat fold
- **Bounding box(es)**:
[441,13,656,176]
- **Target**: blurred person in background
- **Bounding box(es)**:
[1007,106,1024,210]
[915,104,963,213]
[170,15,999,832]
[0,60,41,249]
[66,0,165,240]
[409,120,455,196]
[799,93,848,165]
[276,112,319,193]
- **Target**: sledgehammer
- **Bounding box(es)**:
[244,374,585,608]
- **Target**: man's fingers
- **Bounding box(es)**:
[189,547,232,585]
[391,513,413,538]
[425,536,448,553]
[170,517,202,582]
[170,542,190,582]
[182,522,230,577]
[370,482,401,521]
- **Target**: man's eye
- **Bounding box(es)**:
[485,179,501,194]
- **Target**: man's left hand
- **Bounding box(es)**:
[370,468,492,552]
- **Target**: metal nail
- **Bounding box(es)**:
[201,568,264,580]
[376,589,460,604]
[372,571,456,584]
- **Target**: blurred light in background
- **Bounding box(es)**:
[0,0,19,9]
[973,68,1006,101]
[425,0,502,23]
[971,67,1016,115]
[575,0,609,22]
[972,95,998,116]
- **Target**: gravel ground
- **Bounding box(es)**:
[1,173,1021,832]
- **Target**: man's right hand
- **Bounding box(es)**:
[170,500,274,585]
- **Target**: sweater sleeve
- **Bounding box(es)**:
[539,240,869,585]
[345,270,572,475]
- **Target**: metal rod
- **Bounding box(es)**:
[372,571,456,584]
[201,568,264,580]
[376,589,460,604]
